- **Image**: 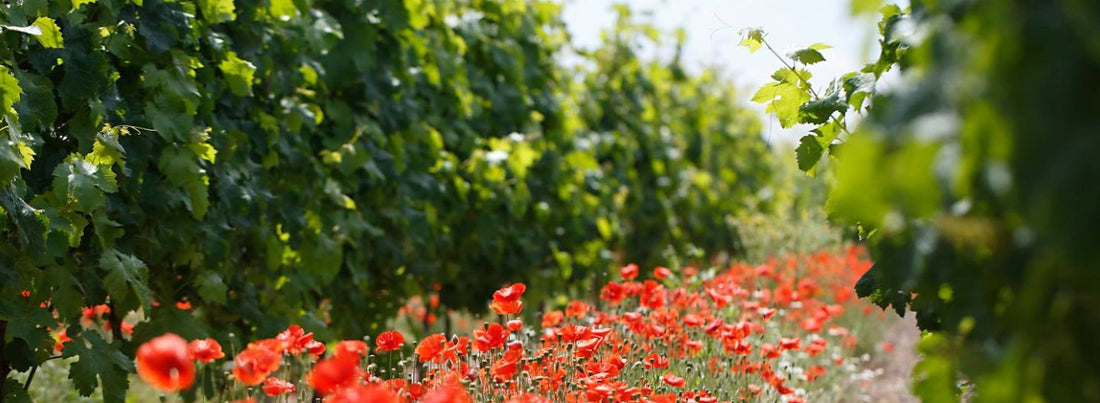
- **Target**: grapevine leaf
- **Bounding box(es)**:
[31,17,64,48]
[2,379,31,403]
[270,0,299,20]
[0,293,54,351]
[12,71,57,132]
[46,264,84,319]
[738,28,765,53]
[64,332,133,403]
[751,82,809,128]
[796,135,825,172]
[851,0,884,15]
[100,249,153,313]
[911,334,958,401]
[789,48,826,65]
[0,66,22,113]
[87,131,126,167]
[198,0,236,23]
[51,157,118,213]
[843,72,876,110]
[72,0,98,9]
[219,52,256,96]
[798,93,847,125]
[196,271,227,304]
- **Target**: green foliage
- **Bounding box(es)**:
[749,0,1100,400]
[0,0,772,399]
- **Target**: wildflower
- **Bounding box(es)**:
[620,263,639,280]
[136,333,195,392]
[334,340,369,360]
[421,384,473,403]
[506,319,523,332]
[233,345,282,386]
[660,373,686,388]
[176,301,192,310]
[416,333,446,362]
[308,356,362,395]
[490,283,526,315]
[473,322,509,352]
[324,384,405,403]
[653,266,673,280]
[376,330,405,353]
[262,377,296,396]
[541,310,564,327]
[187,338,225,362]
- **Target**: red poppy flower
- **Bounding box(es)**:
[276,325,317,356]
[187,338,225,362]
[490,283,526,315]
[660,373,686,388]
[334,340,369,360]
[416,333,446,362]
[541,310,564,328]
[136,333,195,392]
[643,353,669,369]
[376,330,405,353]
[305,340,326,357]
[420,384,473,403]
[324,384,405,403]
[176,301,192,310]
[653,266,672,280]
[779,337,801,350]
[473,322,509,352]
[506,394,553,403]
[506,319,523,332]
[620,263,639,280]
[308,356,362,395]
[20,290,30,298]
[262,377,296,396]
[233,345,282,386]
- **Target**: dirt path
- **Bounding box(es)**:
[862,315,921,402]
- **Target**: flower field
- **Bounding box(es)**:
[126,247,899,402]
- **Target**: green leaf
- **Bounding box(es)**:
[72,0,98,8]
[789,48,826,65]
[100,249,153,313]
[843,73,876,110]
[219,52,256,96]
[87,131,126,167]
[31,17,63,48]
[738,28,765,53]
[798,93,847,124]
[51,157,118,213]
[196,271,227,304]
[751,82,810,128]
[12,71,57,132]
[198,0,236,23]
[851,0,884,15]
[912,334,958,402]
[2,379,31,403]
[64,332,133,403]
[796,135,825,172]
[270,0,299,20]
[2,18,63,48]
[0,66,22,114]
[45,265,83,320]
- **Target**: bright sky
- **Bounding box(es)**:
[561,0,883,143]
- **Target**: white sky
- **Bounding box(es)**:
[561,0,884,143]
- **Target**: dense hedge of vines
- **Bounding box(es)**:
[745,0,1100,400]
[0,1,773,400]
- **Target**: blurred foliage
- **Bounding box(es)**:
[745,0,1100,401]
[0,0,773,400]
